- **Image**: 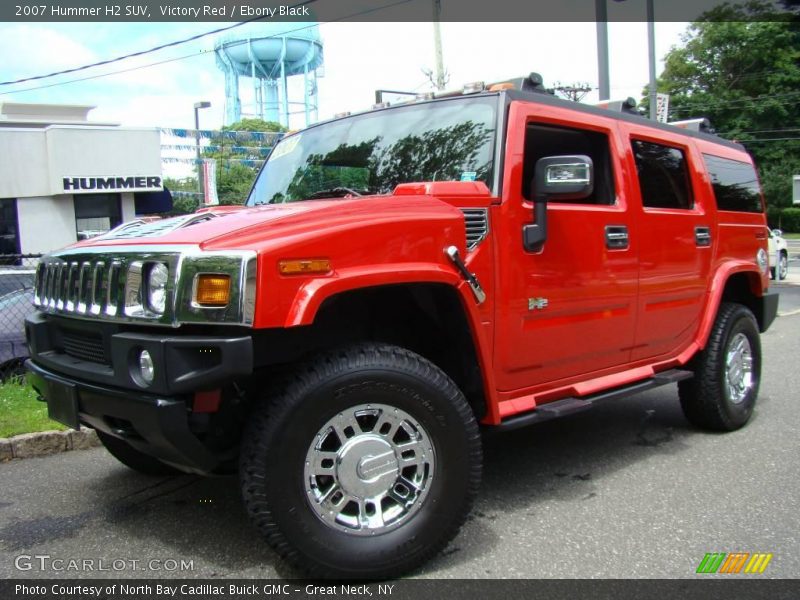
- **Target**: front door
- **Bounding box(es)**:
[494,103,639,393]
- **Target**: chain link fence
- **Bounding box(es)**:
[0,255,40,381]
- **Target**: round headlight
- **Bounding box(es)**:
[147,262,169,314]
[138,350,155,385]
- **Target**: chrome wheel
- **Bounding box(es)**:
[779,254,788,280]
[725,332,753,404]
[304,403,435,536]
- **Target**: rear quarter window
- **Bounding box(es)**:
[703,154,763,213]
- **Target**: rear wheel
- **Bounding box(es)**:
[96,430,181,476]
[678,303,761,431]
[240,344,482,579]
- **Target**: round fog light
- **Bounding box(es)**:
[138,350,155,385]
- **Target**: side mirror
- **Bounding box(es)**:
[523,155,594,252]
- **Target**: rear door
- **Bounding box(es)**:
[622,127,714,361]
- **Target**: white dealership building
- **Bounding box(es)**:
[0,102,167,257]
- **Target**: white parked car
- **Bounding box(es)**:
[768,228,789,280]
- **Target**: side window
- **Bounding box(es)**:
[703,154,763,213]
[632,140,693,209]
[522,123,615,204]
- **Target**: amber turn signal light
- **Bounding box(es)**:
[194,274,231,306]
[278,259,331,275]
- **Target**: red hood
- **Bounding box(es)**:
[71,195,464,252]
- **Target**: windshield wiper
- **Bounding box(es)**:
[306,187,371,200]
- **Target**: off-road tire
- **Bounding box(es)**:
[240,344,482,579]
[96,430,181,476]
[678,302,761,431]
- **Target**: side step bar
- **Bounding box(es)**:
[491,369,693,433]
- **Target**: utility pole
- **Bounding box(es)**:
[193,101,211,206]
[647,0,657,120]
[595,0,610,101]
[553,83,593,103]
[432,0,446,90]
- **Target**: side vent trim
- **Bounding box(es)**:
[461,208,489,251]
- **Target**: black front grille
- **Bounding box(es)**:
[61,330,108,364]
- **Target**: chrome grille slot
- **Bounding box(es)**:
[77,263,91,313]
[55,263,67,311]
[461,208,489,251]
[106,260,121,317]
[90,263,105,316]
[66,263,79,312]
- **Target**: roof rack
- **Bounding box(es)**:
[593,97,640,115]
[669,118,715,134]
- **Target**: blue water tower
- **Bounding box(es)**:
[214,22,324,127]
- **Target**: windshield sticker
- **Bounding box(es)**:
[270,135,301,161]
[460,171,477,182]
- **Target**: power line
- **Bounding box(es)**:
[0,51,208,97]
[740,137,800,143]
[718,128,800,135]
[0,0,414,98]
[0,0,319,87]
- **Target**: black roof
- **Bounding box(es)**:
[502,88,745,152]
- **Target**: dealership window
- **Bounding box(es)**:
[74,193,122,240]
[0,198,20,260]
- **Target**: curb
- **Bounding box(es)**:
[0,429,100,462]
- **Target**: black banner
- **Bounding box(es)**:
[2,0,798,23]
[2,579,800,600]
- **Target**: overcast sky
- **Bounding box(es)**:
[0,20,689,130]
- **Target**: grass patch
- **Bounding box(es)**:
[781,232,800,240]
[0,378,67,438]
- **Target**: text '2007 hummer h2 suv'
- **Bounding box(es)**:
[26,74,778,578]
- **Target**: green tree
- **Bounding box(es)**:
[162,177,199,215]
[203,118,287,205]
[653,1,800,208]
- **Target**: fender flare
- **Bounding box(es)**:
[283,263,501,424]
[695,261,764,351]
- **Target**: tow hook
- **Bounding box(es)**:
[445,246,486,304]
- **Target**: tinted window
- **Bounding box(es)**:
[247,96,497,204]
[632,140,693,209]
[522,123,615,204]
[703,154,762,212]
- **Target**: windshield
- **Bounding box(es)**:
[246,96,498,205]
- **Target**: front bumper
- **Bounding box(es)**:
[25,312,254,473]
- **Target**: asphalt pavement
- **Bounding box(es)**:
[1,315,799,580]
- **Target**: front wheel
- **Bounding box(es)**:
[678,303,761,431]
[778,252,788,281]
[240,344,482,579]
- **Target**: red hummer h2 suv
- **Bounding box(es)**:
[26,75,778,578]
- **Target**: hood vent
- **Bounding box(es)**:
[94,213,217,241]
[461,208,488,251]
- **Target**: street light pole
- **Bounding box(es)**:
[193,101,211,206]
